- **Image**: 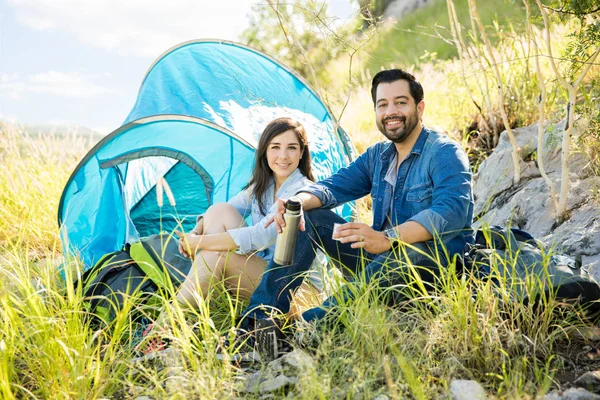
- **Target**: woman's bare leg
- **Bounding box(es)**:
[176,203,266,308]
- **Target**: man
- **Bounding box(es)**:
[235,69,474,355]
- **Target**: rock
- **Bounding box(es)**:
[241,371,264,393]
[280,349,316,371]
[383,0,431,20]
[133,397,153,400]
[474,176,557,236]
[543,203,600,257]
[449,379,487,400]
[561,387,600,399]
[473,124,542,216]
[373,395,390,400]
[574,371,600,394]
[474,119,600,279]
[543,390,564,400]
[259,375,297,392]
[238,350,316,394]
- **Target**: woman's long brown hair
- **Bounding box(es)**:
[245,117,314,215]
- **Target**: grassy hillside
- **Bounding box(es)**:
[364,0,528,72]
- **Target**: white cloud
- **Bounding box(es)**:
[8,0,254,57]
[0,71,119,99]
[0,73,26,99]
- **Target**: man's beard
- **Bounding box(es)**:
[377,112,419,143]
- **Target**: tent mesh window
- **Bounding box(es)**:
[101,150,214,238]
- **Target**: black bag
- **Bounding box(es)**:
[77,233,192,324]
[464,226,600,315]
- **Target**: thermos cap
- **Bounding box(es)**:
[286,196,302,212]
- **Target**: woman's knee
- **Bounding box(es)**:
[204,203,244,233]
[205,202,239,218]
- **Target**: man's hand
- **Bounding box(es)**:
[175,230,201,259]
[334,222,393,254]
[264,199,305,233]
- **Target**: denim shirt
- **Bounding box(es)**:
[227,168,313,261]
[302,127,474,257]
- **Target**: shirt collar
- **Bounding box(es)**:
[275,168,304,197]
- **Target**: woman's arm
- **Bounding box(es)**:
[177,230,240,258]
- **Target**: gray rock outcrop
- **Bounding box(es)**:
[473,121,600,275]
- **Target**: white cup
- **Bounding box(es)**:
[332,223,343,241]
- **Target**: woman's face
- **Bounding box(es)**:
[266,129,303,182]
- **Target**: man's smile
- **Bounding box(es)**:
[384,116,405,129]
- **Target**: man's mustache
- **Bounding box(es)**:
[383,116,406,123]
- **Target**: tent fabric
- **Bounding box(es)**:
[59,40,356,270]
[59,116,255,267]
[125,40,356,181]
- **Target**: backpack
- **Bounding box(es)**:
[77,233,192,325]
[464,226,600,316]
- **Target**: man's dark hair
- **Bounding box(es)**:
[371,69,424,105]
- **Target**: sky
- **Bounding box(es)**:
[0,0,355,134]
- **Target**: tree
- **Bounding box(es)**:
[240,0,350,89]
[353,0,395,27]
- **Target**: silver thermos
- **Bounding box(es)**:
[273,196,302,265]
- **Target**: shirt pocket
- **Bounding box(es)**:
[406,183,433,215]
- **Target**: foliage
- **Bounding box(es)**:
[240,0,360,89]
[351,0,395,26]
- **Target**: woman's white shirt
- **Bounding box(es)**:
[226,168,311,262]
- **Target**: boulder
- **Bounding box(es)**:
[574,370,600,394]
[449,379,487,400]
[474,121,600,272]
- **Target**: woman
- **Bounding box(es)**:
[175,117,316,308]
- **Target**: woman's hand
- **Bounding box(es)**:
[333,222,392,254]
[264,199,305,233]
[176,230,201,259]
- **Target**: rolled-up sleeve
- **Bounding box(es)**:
[408,143,472,237]
[300,147,373,208]
[226,201,280,253]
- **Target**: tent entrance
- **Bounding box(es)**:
[100,148,214,238]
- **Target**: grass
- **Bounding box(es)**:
[2,1,600,396]
[362,0,528,73]
[1,122,599,399]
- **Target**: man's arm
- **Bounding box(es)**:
[335,220,432,254]
[266,147,375,232]
[294,191,322,211]
[336,141,472,254]
[405,142,473,244]
[391,221,432,244]
[302,147,374,209]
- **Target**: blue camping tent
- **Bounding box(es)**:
[58,40,356,269]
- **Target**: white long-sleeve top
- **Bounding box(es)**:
[226,168,312,261]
